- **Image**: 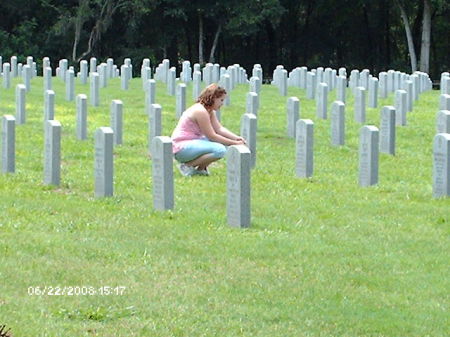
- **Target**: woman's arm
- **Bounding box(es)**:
[210,111,246,142]
[194,109,244,146]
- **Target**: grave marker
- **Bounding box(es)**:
[279,69,287,96]
[287,97,300,138]
[76,94,88,140]
[176,83,186,118]
[44,67,52,91]
[193,71,202,100]
[246,92,259,116]
[404,80,413,112]
[306,72,316,99]
[226,145,251,228]
[66,69,75,101]
[316,83,328,119]
[167,68,176,96]
[90,57,97,73]
[10,56,17,77]
[145,79,156,112]
[1,115,15,173]
[336,76,346,103]
[80,60,88,84]
[44,90,55,125]
[439,94,450,110]
[240,113,257,168]
[94,127,114,197]
[359,126,379,186]
[22,65,31,92]
[15,84,26,124]
[433,133,450,198]
[331,101,345,146]
[436,110,450,134]
[354,86,366,123]
[148,104,162,154]
[44,120,61,186]
[151,136,174,210]
[368,77,378,108]
[90,72,99,106]
[295,119,314,178]
[395,90,407,126]
[3,63,10,89]
[121,65,129,90]
[380,106,396,155]
[110,100,123,145]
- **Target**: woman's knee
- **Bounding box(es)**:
[211,144,227,159]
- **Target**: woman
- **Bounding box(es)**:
[171,83,246,176]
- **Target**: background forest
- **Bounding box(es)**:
[0,0,448,80]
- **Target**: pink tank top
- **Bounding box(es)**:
[171,114,205,153]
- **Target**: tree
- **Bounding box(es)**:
[419,0,431,72]
[395,0,417,72]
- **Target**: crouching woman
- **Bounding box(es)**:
[171,83,246,176]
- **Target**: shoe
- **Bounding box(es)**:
[178,163,196,177]
[195,168,209,176]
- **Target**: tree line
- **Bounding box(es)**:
[0,0,448,80]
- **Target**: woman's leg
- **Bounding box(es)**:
[175,139,226,170]
[185,153,220,170]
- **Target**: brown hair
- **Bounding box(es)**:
[196,83,227,110]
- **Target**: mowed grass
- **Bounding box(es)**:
[0,73,448,337]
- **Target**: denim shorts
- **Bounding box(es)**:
[174,139,227,163]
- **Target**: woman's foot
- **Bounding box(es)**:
[195,168,209,176]
[178,163,196,177]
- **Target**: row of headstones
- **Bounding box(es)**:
[272,65,433,104]
[2,89,449,228]
[312,82,414,123]
[294,116,450,199]
[0,111,253,227]
[294,121,450,199]
[0,56,38,79]
[241,88,450,196]
[9,71,449,182]
[2,56,266,114]
[2,109,448,231]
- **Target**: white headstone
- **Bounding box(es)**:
[76,94,88,140]
[368,77,378,108]
[2,115,15,173]
[316,83,328,119]
[44,120,61,186]
[380,106,396,155]
[354,87,366,123]
[44,90,55,125]
[15,84,26,124]
[110,100,123,145]
[94,127,114,197]
[240,113,257,169]
[432,133,450,198]
[148,104,162,155]
[395,90,407,126]
[359,125,379,186]
[226,145,251,228]
[65,70,75,101]
[90,72,100,106]
[436,110,450,134]
[295,119,314,178]
[287,97,300,138]
[331,101,345,146]
[151,136,174,210]
[176,83,186,118]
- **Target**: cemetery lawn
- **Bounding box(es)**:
[0,76,448,337]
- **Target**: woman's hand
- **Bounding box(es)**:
[235,136,247,144]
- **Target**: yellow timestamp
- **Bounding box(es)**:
[27,286,127,296]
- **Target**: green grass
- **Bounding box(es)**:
[0,74,448,337]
